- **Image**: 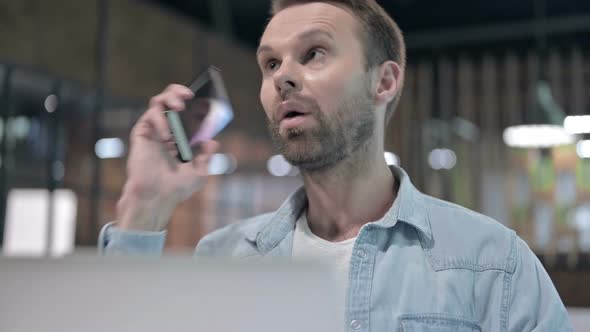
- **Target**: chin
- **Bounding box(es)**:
[284,127,305,139]
[283,145,346,174]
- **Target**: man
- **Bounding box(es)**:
[99,0,572,330]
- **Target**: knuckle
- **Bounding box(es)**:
[165,84,186,95]
[149,95,162,107]
[131,121,152,138]
[169,84,193,97]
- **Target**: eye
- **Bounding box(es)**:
[265,59,280,71]
[304,48,325,63]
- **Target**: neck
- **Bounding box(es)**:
[301,141,397,242]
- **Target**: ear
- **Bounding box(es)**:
[373,60,401,107]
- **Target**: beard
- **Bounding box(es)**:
[268,80,376,173]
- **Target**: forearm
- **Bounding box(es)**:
[96,182,174,255]
[116,180,178,232]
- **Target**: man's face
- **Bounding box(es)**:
[257,2,377,172]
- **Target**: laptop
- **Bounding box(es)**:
[0,255,343,332]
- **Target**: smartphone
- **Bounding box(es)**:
[165,66,234,162]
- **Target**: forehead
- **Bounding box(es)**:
[260,2,361,48]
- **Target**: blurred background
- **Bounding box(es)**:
[0,0,589,316]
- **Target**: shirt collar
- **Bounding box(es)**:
[249,187,307,253]
[373,165,433,242]
[249,165,433,254]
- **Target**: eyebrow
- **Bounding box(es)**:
[256,28,335,58]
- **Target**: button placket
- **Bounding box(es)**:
[345,227,376,332]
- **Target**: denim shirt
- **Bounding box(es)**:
[99,166,572,331]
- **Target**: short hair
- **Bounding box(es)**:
[269,0,406,124]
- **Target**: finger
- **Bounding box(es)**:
[164,84,194,98]
[141,85,195,141]
[148,94,188,112]
[149,85,194,111]
[192,140,220,170]
[161,85,194,111]
[133,107,172,142]
[130,120,156,142]
[164,139,178,157]
[160,94,187,111]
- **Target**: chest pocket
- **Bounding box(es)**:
[399,313,481,332]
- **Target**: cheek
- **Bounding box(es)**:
[307,55,363,92]
[304,71,360,110]
[259,80,274,120]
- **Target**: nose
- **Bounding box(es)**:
[273,61,301,99]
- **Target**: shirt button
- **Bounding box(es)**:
[350,320,361,330]
[357,249,367,259]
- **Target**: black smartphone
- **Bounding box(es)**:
[165,66,234,162]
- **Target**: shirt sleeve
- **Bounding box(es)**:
[98,222,167,255]
[507,237,573,331]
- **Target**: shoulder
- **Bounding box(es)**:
[194,212,274,257]
[421,194,518,273]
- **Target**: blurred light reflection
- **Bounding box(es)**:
[428,149,457,170]
[384,152,399,166]
[564,115,590,134]
[44,94,58,113]
[94,138,125,159]
[577,140,590,159]
[503,125,576,148]
[267,155,292,177]
[208,153,237,175]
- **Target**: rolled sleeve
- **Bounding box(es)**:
[507,238,573,331]
[98,222,167,255]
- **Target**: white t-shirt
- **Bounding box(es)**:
[291,212,357,293]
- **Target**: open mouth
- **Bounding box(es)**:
[279,110,309,130]
[284,111,304,119]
